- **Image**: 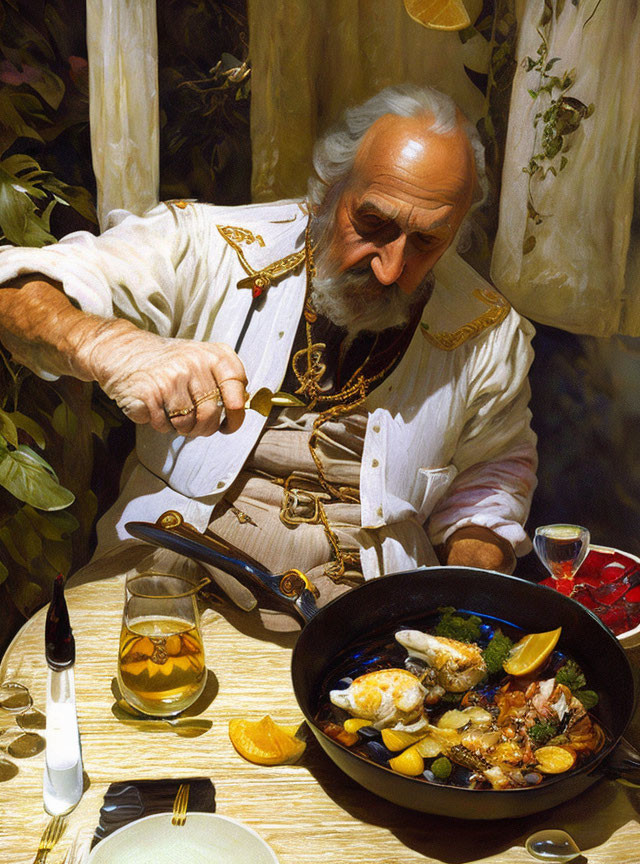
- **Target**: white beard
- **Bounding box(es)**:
[309,200,432,339]
[310,241,432,338]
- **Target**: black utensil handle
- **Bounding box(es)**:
[599,737,640,787]
[124,513,318,622]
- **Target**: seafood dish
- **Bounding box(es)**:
[314,607,607,790]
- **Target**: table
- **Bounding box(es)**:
[1,573,640,864]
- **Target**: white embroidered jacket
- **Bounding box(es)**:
[0,199,537,578]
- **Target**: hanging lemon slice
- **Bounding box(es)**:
[229,716,306,765]
[503,627,562,676]
[403,0,471,31]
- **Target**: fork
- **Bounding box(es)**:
[171,783,190,827]
[33,815,66,864]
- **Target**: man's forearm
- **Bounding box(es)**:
[0,275,249,435]
[0,276,139,382]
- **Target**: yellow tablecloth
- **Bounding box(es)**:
[1,574,639,864]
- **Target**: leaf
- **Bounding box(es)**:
[528,89,539,99]
[0,525,27,566]
[560,155,568,171]
[28,67,65,110]
[0,559,7,585]
[0,411,18,447]
[0,443,74,510]
[42,537,72,575]
[7,411,46,448]
[0,164,56,246]
[10,507,43,564]
[523,235,537,255]
[545,57,561,71]
[0,87,43,144]
[575,690,598,710]
[52,402,77,437]
[21,505,79,540]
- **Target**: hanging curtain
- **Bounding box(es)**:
[86,0,159,228]
[247,0,488,202]
[491,0,640,337]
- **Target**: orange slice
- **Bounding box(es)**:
[403,0,471,31]
[535,745,577,774]
[503,627,562,676]
[229,716,306,765]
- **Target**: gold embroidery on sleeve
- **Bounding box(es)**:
[420,288,510,351]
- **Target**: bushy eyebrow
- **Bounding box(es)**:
[355,200,451,234]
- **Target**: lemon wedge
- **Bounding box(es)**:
[503,627,562,676]
[229,716,306,765]
[403,0,471,31]
[535,745,577,774]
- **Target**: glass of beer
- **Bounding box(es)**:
[117,572,206,717]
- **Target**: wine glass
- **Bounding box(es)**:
[117,572,207,717]
[533,524,590,596]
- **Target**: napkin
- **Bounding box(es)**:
[91,777,216,848]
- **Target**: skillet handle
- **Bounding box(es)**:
[125,510,319,623]
[598,737,640,787]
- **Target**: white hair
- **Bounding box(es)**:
[307,84,487,252]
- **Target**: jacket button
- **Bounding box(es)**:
[372,459,379,468]
[217,481,225,489]
[373,425,380,433]
[376,506,383,518]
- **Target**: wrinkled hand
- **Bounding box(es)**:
[88,326,248,436]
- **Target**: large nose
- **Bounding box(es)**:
[370,234,407,286]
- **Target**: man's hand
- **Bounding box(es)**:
[442,526,516,574]
[0,277,248,436]
[85,325,248,436]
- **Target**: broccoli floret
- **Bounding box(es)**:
[482,629,514,675]
[556,659,586,692]
[529,721,559,746]
[435,607,482,643]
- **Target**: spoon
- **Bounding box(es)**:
[245,388,305,417]
[526,829,582,862]
[112,700,212,738]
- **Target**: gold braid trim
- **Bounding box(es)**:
[420,287,510,351]
[216,224,306,294]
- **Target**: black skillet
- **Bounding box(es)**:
[126,512,640,820]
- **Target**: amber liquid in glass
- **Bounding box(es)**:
[117,616,206,716]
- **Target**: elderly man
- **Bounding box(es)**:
[0,85,536,621]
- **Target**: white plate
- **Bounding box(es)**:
[87,812,279,864]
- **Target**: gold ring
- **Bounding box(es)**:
[193,388,220,408]
[167,405,195,419]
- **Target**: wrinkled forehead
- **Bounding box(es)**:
[351,112,477,204]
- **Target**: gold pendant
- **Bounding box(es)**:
[292,341,327,398]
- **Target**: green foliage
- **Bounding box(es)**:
[556,659,598,708]
[482,629,514,675]
[529,720,559,746]
[555,659,586,691]
[435,607,482,643]
[520,3,597,238]
[0,1,99,642]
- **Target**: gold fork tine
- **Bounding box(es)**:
[33,815,66,863]
[171,783,190,827]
